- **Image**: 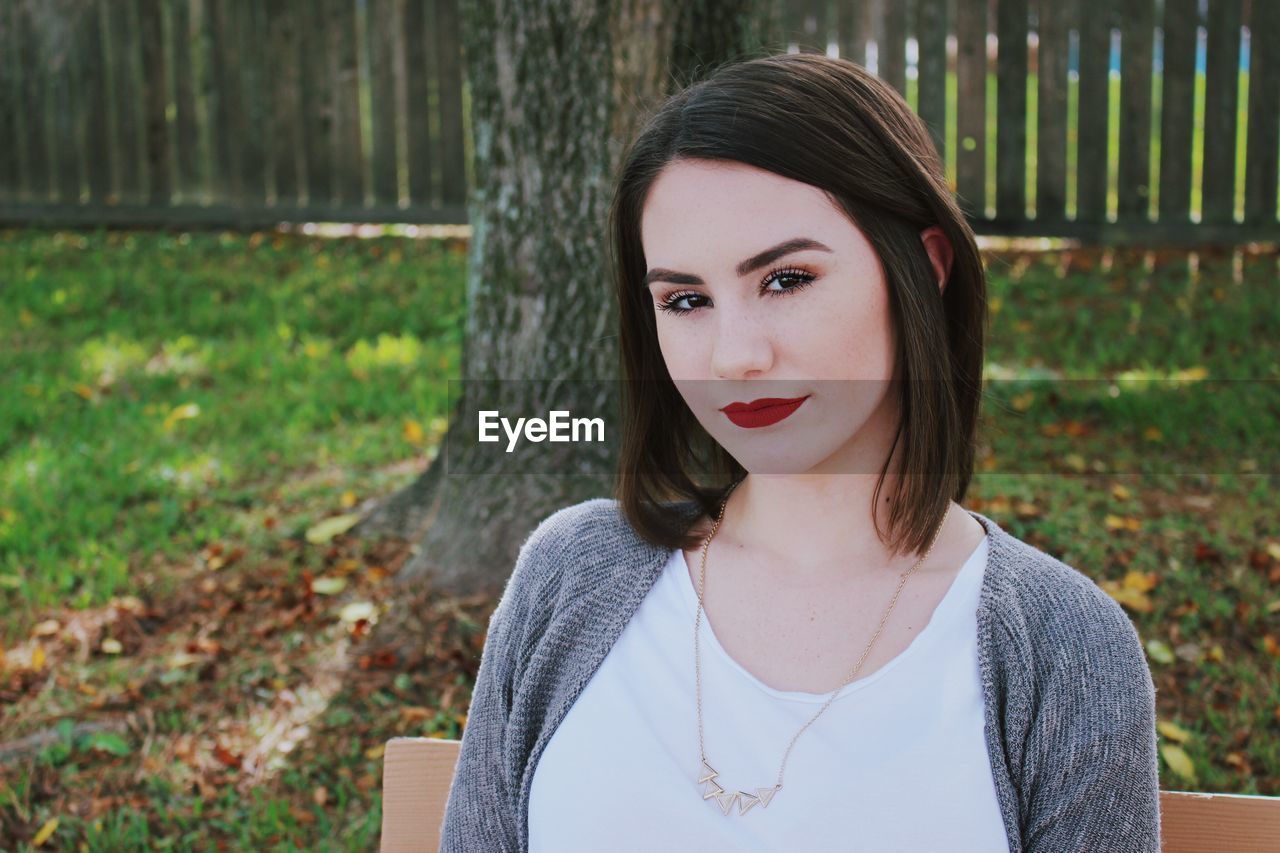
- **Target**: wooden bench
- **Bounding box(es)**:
[380,736,1280,852]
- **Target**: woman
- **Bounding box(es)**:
[441,53,1160,852]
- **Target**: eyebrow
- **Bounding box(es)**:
[641,237,834,288]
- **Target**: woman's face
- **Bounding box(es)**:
[639,158,910,476]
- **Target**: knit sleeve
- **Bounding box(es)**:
[1020,588,1162,852]
[439,519,558,853]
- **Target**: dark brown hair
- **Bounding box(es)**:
[608,52,987,560]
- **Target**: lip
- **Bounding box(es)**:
[719,396,808,429]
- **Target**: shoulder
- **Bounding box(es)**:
[974,514,1162,847]
[516,497,646,569]
[976,511,1155,709]
[507,497,671,609]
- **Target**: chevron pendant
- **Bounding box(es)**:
[696,760,782,815]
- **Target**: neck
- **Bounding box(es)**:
[709,472,948,580]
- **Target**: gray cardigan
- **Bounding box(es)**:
[439,498,1162,852]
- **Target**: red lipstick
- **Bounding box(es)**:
[719,396,808,428]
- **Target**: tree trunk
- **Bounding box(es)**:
[354,0,782,596]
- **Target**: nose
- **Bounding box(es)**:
[710,305,774,380]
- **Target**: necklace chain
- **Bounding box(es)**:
[693,478,951,816]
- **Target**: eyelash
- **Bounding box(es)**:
[655,266,817,316]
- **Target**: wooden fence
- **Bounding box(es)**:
[0,0,468,227]
[1,0,1277,245]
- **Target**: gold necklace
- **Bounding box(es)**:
[694,478,951,816]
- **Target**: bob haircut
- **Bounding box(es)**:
[609,51,987,561]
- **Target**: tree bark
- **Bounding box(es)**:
[354,0,782,596]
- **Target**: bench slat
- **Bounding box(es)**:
[380,737,1280,852]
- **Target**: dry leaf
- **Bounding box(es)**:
[340,602,377,624]
[32,817,59,846]
[1098,580,1153,613]
[1145,638,1174,664]
[32,619,60,637]
[1123,570,1158,592]
[162,402,201,430]
[1156,720,1192,743]
[1105,514,1142,533]
[403,419,425,445]
[1160,744,1197,782]
[305,514,361,544]
[311,577,347,595]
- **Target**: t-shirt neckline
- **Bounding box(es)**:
[674,533,989,704]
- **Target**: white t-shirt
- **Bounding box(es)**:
[529,533,1009,852]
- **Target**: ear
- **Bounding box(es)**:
[920,225,954,294]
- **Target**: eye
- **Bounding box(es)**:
[655,289,706,315]
[655,265,818,316]
[761,266,817,295]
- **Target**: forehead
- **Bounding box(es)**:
[640,159,854,264]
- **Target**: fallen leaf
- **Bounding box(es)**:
[162,402,201,430]
[1173,642,1202,663]
[32,619,60,637]
[403,419,425,445]
[1160,744,1197,782]
[213,743,241,769]
[1104,514,1142,533]
[1123,570,1158,592]
[400,706,431,723]
[340,602,377,624]
[311,577,347,595]
[305,514,361,544]
[1224,752,1252,774]
[1145,638,1175,664]
[1098,580,1152,613]
[32,817,58,846]
[1014,501,1040,519]
[1193,542,1222,564]
[1157,720,1192,743]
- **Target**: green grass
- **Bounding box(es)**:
[0,230,466,624]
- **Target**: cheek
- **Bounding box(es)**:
[811,284,895,379]
[653,317,695,374]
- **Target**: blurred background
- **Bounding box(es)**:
[1,0,1277,848]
